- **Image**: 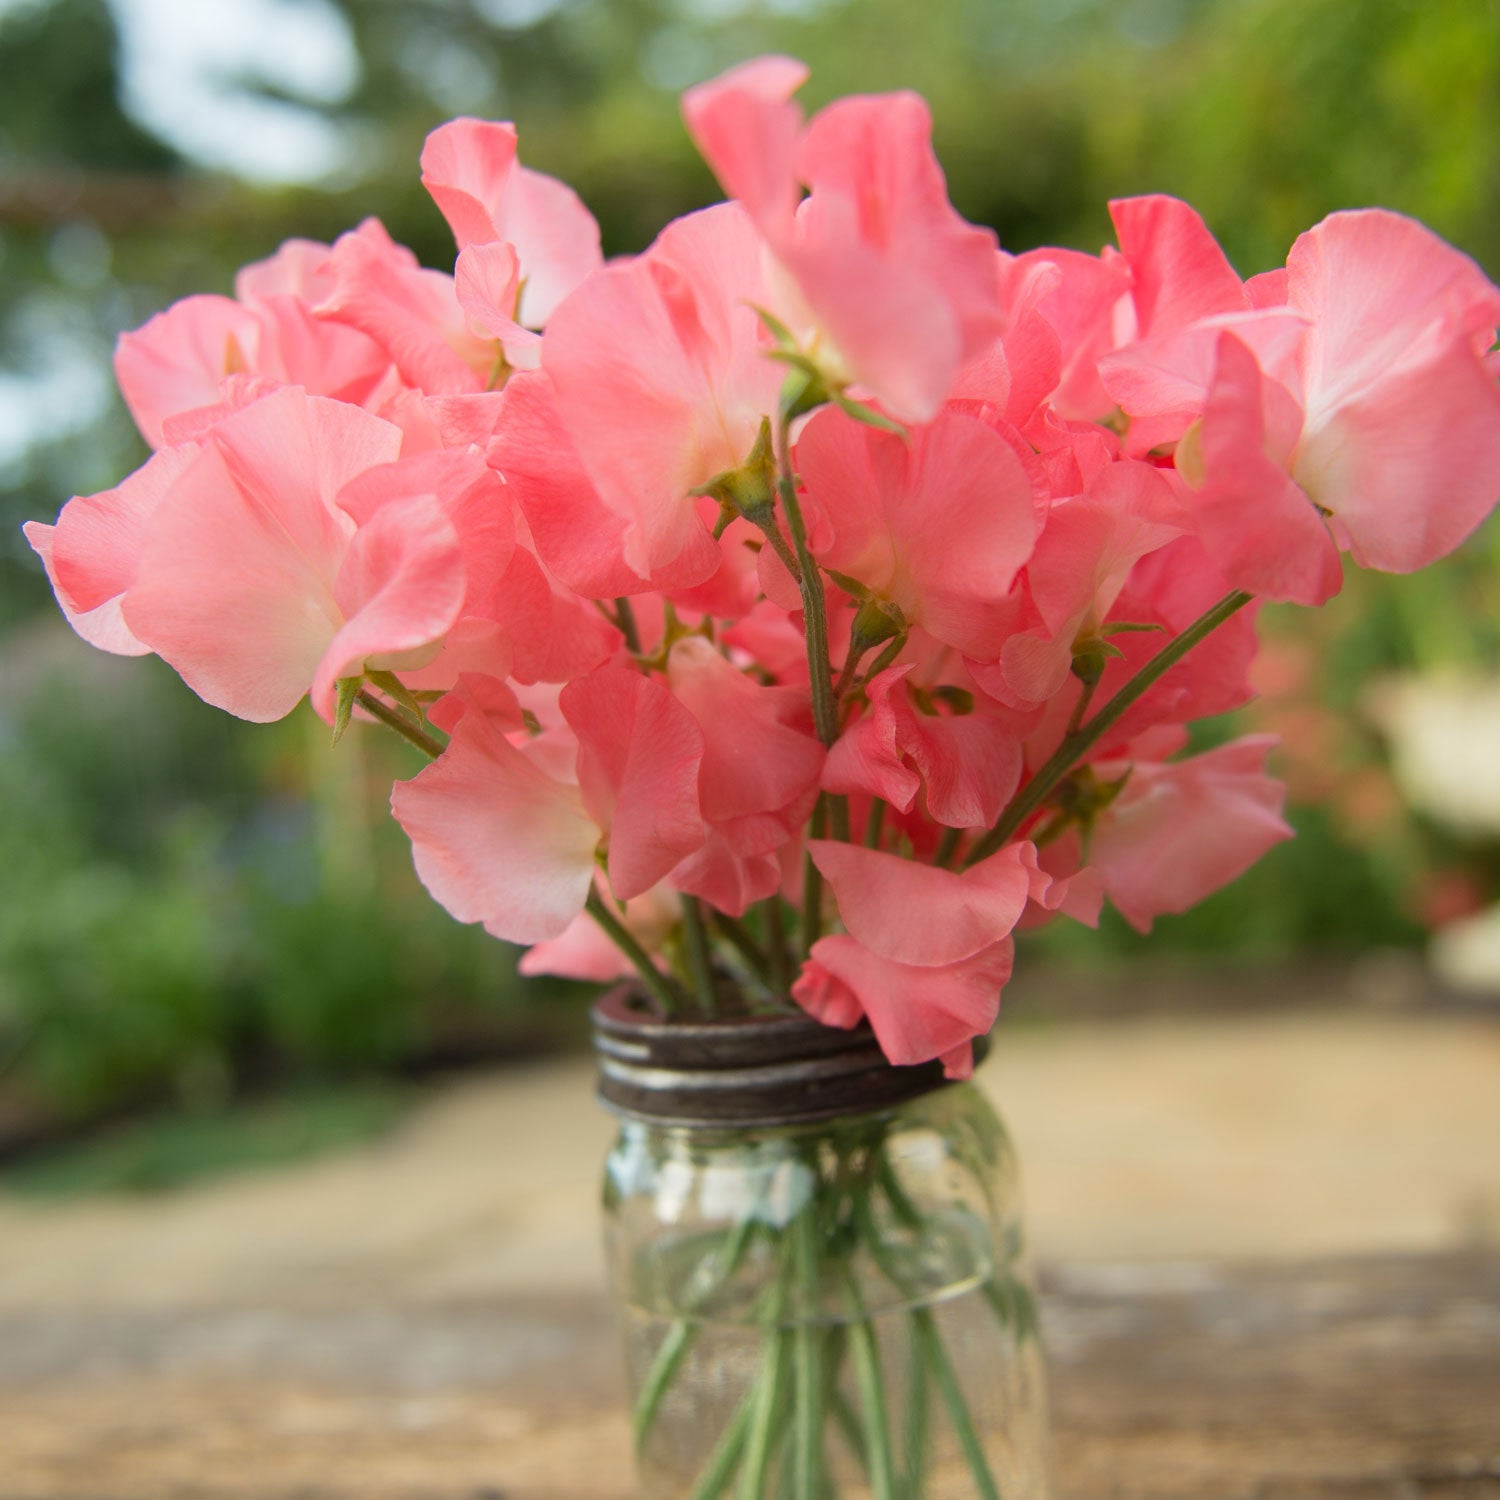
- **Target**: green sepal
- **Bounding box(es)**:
[850,596,905,647]
[1103,620,1166,636]
[688,417,777,523]
[911,683,974,718]
[826,569,873,601]
[331,675,362,747]
[779,366,832,421]
[365,669,427,725]
[750,302,800,348]
[831,389,907,438]
[1069,635,1126,687]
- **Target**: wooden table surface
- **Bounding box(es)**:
[5,1007,1499,1498]
[3,1250,1497,1500]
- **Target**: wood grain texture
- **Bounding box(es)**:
[1,1253,1495,1499]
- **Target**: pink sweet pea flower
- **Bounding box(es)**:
[316,219,498,396]
[542,203,783,585]
[113,243,396,450]
[796,405,1039,660]
[27,445,199,656]
[520,878,682,982]
[559,663,707,902]
[1173,331,1345,605]
[487,368,653,598]
[1283,209,1500,577]
[970,457,1184,710]
[792,839,1048,1075]
[793,936,1017,1080]
[809,839,1034,964]
[420,118,603,328]
[396,666,707,942]
[1108,211,1500,602]
[92,388,484,723]
[114,296,264,448]
[823,664,1024,830]
[665,636,825,913]
[1080,735,1293,932]
[682,56,1003,423]
[392,697,600,945]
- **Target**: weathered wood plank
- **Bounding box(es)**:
[0,1254,1495,1499]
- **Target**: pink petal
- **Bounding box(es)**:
[24,521,149,656]
[1190,333,1343,605]
[560,664,706,902]
[809,840,1032,966]
[421,119,603,327]
[801,406,1038,658]
[792,934,1014,1069]
[542,204,776,583]
[391,707,598,944]
[667,636,825,825]
[421,118,520,249]
[1090,735,1292,933]
[1109,195,1246,339]
[114,295,262,448]
[122,391,401,721]
[316,219,491,395]
[455,243,540,368]
[311,494,468,717]
[487,369,649,598]
[681,54,809,240]
[822,664,923,811]
[47,444,199,615]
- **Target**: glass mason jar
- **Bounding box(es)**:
[594,988,1052,1500]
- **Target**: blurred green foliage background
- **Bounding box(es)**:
[2,0,1498,1157]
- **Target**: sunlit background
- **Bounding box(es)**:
[2,0,1499,1183]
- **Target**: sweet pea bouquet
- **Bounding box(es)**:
[27,54,1500,1074]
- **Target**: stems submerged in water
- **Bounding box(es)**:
[624,1110,1037,1498]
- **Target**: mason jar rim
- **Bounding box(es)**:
[591,985,983,1129]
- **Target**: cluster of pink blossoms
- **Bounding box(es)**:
[28,58,1500,1077]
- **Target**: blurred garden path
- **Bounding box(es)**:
[2,1004,1498,1313]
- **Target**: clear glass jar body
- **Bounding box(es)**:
[602,1083,1051,1499]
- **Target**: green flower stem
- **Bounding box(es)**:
[636,1213,764,1454]
[843,1266,898,1500]
[791,1208,826,1498]
[801,794,829,956]
[901,1331,931,1500]
[859,1168,1001,1500]
[764,899,792,996]
[680,895,719,1013]
[354,689,444,759]
[738,1325,791,1498]
[585,888,685,1017]
[775,414,839,751]
[710,910,775,990]
[689,1390,756,1500]
[933,826,963,870]
[911,1307,1001,1500]
[615,596,643,653]
[963,588,1254,867]
[864,798,887,849]
[830,1384,869,1471]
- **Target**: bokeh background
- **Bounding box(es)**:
[2,0,1499,1186]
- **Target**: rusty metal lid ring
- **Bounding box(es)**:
[591,986,984,1129]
